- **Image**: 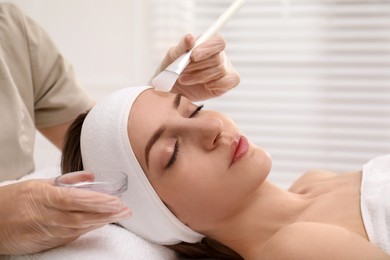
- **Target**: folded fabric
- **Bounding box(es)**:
[5,225,176,260]
[361,154,390,255]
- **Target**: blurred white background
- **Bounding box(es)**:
[3,0,390,188]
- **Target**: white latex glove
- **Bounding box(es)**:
[153,34,240,101]
[0,172,131,255]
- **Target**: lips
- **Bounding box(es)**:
[230,134,249,166]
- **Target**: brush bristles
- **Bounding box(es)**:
[151,70,179,92]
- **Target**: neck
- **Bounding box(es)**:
[204,180,311,258]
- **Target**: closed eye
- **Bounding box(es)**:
[166,140,179,169]
[190,104,204,118]
[165,105,204,169]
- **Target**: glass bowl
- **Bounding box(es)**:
[55,170,128,197]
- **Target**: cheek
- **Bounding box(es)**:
[160,155,222,201]
[155,153,224,215]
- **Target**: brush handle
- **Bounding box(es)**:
[166,0,245,74]
[194,0,245,48]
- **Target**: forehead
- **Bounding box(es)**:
[130,89,171,122]
[127,89,173,166]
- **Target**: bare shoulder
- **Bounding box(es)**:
[289,169,338,192]
[257,222,389,260]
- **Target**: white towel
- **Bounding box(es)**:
[0,167,177,260]
[361,154,390,255]
[4,225,176,260]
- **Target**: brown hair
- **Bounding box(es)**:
[167,239,243,259]
[61,112,243,259]
[61,111,88,174]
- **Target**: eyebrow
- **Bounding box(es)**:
[174,94,182,109]
[144,94,182,168]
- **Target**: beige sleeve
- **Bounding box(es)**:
[17,4,93,128]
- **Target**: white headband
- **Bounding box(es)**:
[80,86,204,245]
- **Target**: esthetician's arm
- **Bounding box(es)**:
[39,121,75,149]
[153,34,240,101]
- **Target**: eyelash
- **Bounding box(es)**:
[189,104,204,118]
[165,105,204,169]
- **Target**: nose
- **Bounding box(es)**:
[187,116,224,150]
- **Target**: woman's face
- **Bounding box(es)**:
[128,89,272,231]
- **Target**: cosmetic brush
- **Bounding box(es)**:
[151,0,245,92]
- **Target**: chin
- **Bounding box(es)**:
[252,146,273,176]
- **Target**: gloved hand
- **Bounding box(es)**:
[153,34,240,101]
[0,172,131,255]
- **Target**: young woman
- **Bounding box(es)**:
[61,86,390,259]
